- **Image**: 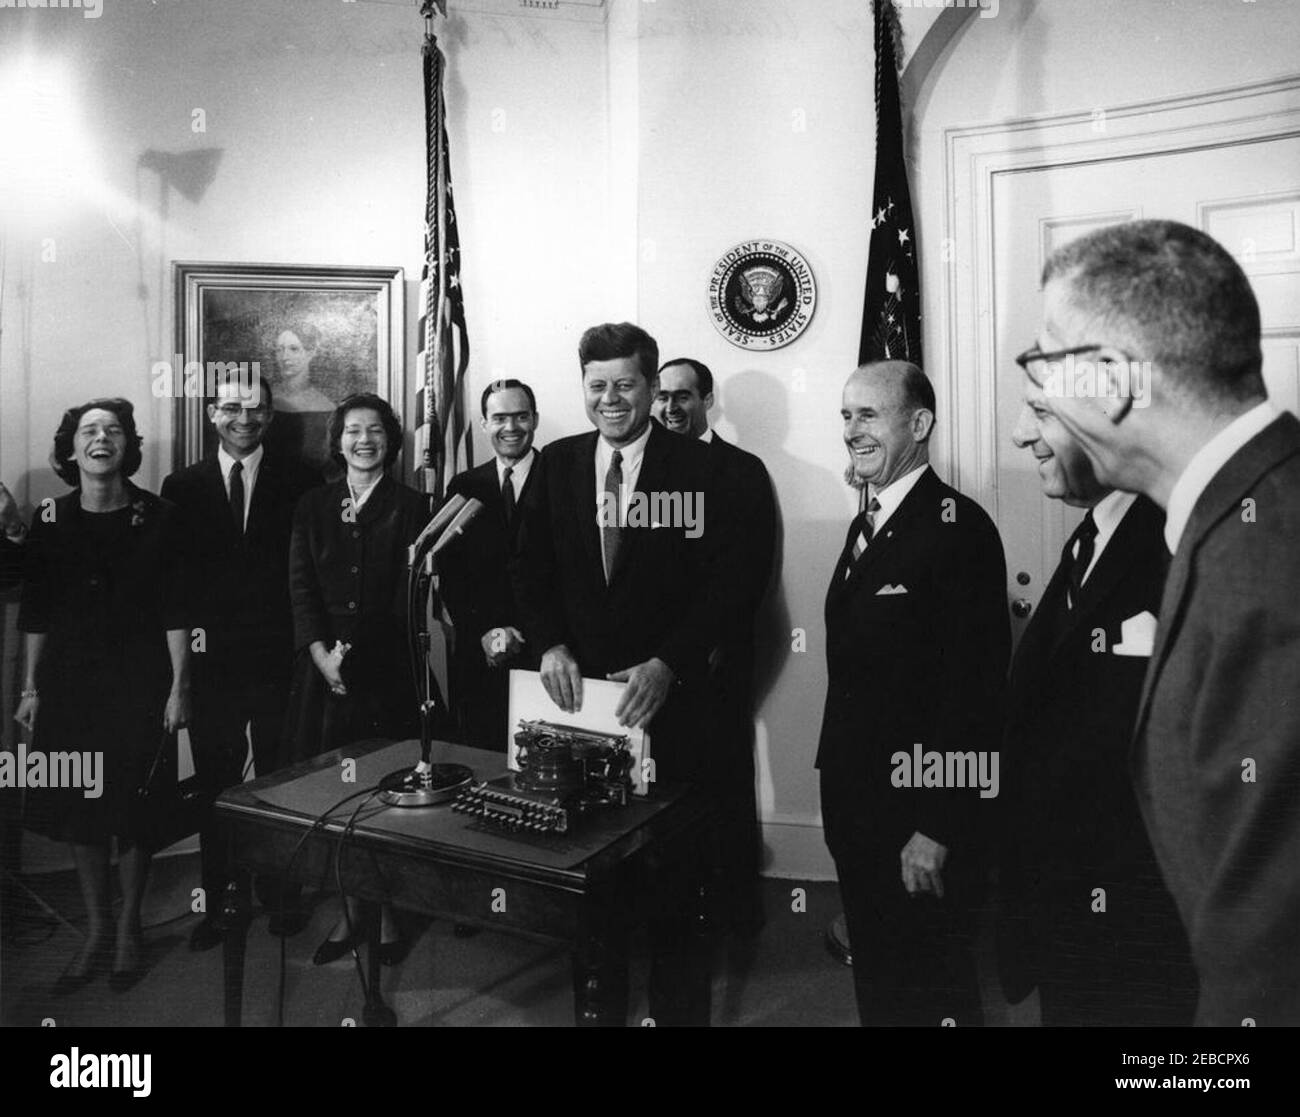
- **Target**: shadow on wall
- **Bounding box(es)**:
[717,367,844,707]
[717,368,846,848]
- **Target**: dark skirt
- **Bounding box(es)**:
[281,625,421,766]
[23,662,165,845]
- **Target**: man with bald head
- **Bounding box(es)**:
[1030,219,1300,1025]
[816,360,1009,1026]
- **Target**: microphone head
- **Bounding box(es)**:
[430,497,485,557]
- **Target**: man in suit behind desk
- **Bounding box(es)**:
[652,357,776,936]
[440,379,543,752]
[1034,219,1300,1025]
[161,377,320,951]
[817,360,1009,1027]
[513,323,727,1024]
[997,356,1196,1026]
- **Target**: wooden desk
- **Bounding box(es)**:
[215,738,713,1027]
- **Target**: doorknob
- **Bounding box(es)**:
[1011,598,1033,619]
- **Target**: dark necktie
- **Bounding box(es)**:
[844,497,881,579]
[1065,510,1098,609]
[229,460,245,536]
[603,449,623,584]
[502,466,515,526]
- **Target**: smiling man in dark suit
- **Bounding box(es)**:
[996,357,1195,1026]
[440,379,543,752]
[513,322,726,1024]
[1034,219,1300,1026]
[817,360,1009,1027]
[652,357,776,936]
[161,375,320,950]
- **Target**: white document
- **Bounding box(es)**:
[506,669,652,795]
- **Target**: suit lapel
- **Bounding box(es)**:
[244,455,274,544]
[609,424,671,584]
[842,467,936,590]
[1132,414,1300,748]
[571,433,603,588]
[1048,497,1161,657]
[202,457,241,544]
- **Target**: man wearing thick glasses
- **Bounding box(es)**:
[1027,218,1300,1026]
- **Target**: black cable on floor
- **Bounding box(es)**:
[272,783,381,1027]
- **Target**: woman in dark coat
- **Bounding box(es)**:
[14,399,191,993]
[282,393,429,963]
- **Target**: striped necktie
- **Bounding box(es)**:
[844,497,881,578]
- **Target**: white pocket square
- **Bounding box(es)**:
[1112,610,1157,657]
[876,583,908,596]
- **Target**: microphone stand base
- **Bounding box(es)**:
[378,764,474,808]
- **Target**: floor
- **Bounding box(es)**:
[1,849,1029,1027]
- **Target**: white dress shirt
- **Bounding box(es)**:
[868,462,930,534]
[1077,488,1137,585]
[1164,400,1279,554]
[699,427,715,444]
[217,443,263,531]
[596,422,653,572]
[496,446,536,495]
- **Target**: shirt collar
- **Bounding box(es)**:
[1164,400,1278,554]
[1089,488,1137,543]
[699,427,715,444]
[868,462,929,530]
[597,421,653,472]
[496,447,536,490]
[217,442,263,481]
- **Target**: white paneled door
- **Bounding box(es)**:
[989,134,1300,638]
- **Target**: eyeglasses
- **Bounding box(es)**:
[1014,343,1103,372]
[212,403,269,417]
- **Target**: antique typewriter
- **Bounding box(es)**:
[451,719,634,836]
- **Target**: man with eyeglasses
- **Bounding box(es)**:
[995,340,1196,1025]
[162,374,322,951]
[1028,218,1300,1026]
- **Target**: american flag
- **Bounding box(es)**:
[858,0,922,367]
[415,3,472,500]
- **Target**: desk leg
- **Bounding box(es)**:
[646,843,713,1026]
[361,900,397,1028]
[573,887,630,1027]
[221,881,251,1028]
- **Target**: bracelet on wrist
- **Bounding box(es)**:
[21,688,38,699]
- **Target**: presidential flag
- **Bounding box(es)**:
[858,0,922,367]
[415,4,472,500]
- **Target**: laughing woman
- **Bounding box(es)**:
[14,399,190,994]
[283,393,430,965]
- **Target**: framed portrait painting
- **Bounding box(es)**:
[172,262,404,478]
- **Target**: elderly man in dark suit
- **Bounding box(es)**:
[652,357,776,936]
[1032,219,1300,1026]
[997,356,1196,1026]
[817,360,1009,1027]
[161,376,320,950]
[440,378,544,752]
[513,322,727,1024]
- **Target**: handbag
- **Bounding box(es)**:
[129,732,212,853]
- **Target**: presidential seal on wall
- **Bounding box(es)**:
[708,240,816,349]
